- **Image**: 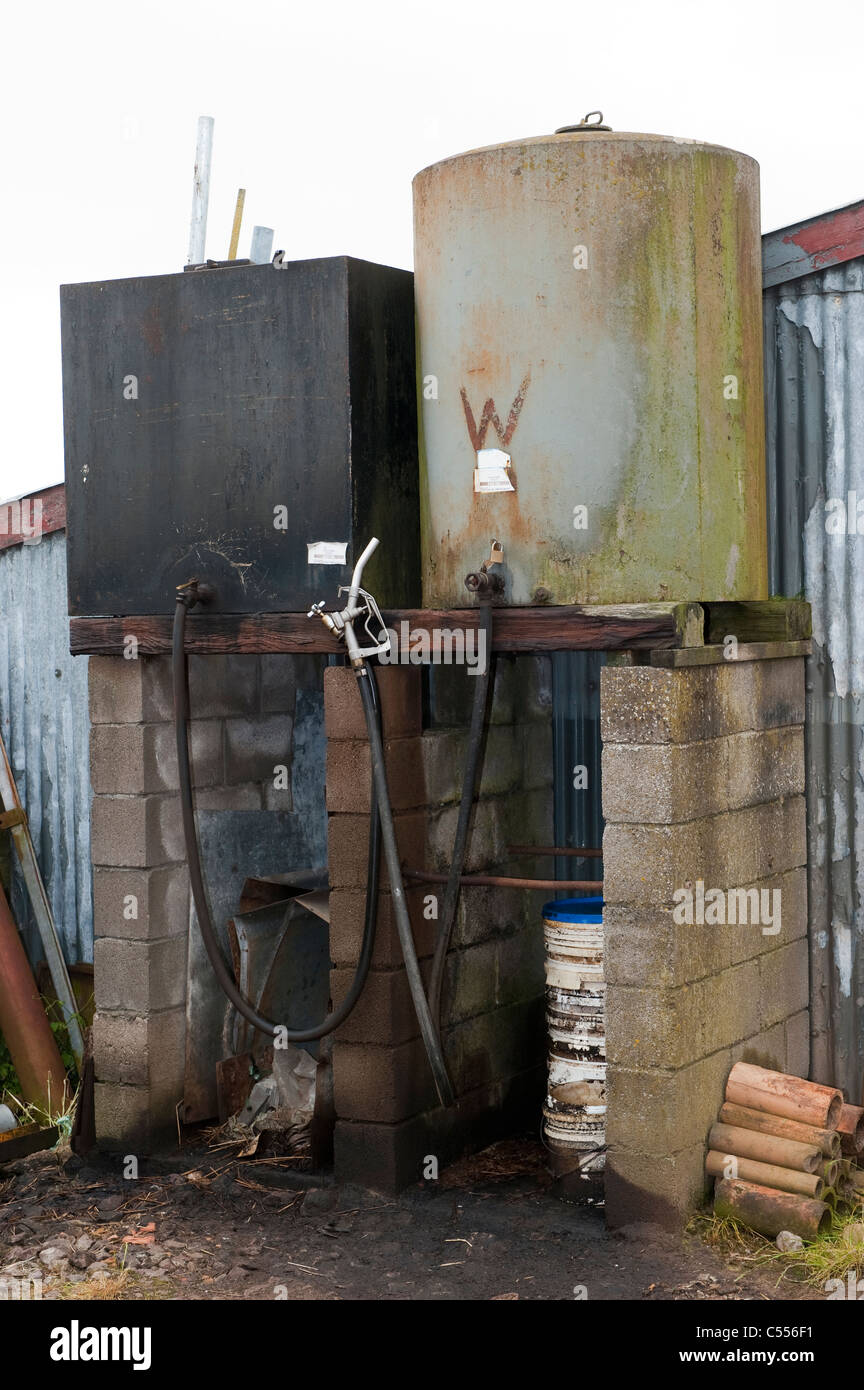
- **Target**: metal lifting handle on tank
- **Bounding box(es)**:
[308,539,455,1107]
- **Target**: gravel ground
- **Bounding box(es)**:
[0,1137,822,1302]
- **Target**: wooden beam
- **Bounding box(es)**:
[69,601,705,657]
[651,639,812,669]
[703,600,812,645]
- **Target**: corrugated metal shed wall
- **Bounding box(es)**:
[0,529,92,964]
[764,256,864,1099]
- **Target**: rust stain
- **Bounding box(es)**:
[460,371,530,450]
[140,303,165,356]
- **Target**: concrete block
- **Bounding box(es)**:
[145,721,223,792]
[224,714,293,785]
[91,794,183,869]
[604,866,808,990]
[332,1038,438,1123]
[759,938,810,1030]
[187,654,259,718]
[92,865,188,941]
[329,966,423,1046]
[324,666,421,741]
[785,1009,811,1078]
[602,725,804,825]
[93,937,187,1013]
[328,887,436,968]
[93,1009,186,1089]
[441,939,498,1025]
[89,656,144,725]
[326,737,426,813]
[260,653,324,713]
[605,1141,709,1230]
[520,721,554,790]
[730,1022,788,1074]
[449,997,545,1094]
[328,810,427,888]
[603,796,807,904]
[94,1083,152,1150]
[606,959,761,1069]
[601,658,806,746]
[606,1048,732,1156]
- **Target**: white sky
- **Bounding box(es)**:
[2,0,862,503]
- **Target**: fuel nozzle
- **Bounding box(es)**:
[465,539,505,596]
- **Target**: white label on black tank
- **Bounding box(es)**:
[307,541,348,565]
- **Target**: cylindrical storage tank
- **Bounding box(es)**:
[413,127,768,607]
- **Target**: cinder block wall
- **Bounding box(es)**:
[601,655,808,1229]
[326,657,553,1190]
[89,652,317,1148]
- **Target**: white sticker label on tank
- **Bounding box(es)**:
[307,541,348,565]
[474,447,515,494]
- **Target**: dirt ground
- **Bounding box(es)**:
[0,1136,821,1302]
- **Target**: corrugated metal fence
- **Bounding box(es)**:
[764,246,864,1100]
[0,528,92,964]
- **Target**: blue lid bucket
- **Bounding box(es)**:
[542,896,603,924]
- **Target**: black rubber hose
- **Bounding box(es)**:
[356,662,455,1107]
[173,594,380,1040]
[428,601,496,1028]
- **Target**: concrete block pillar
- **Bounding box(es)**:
[88,655,189,1148]
[600,655,809,1229]
[325,658,553,1190]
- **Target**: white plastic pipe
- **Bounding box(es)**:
[250,226,274,263]
[187,116,214,265]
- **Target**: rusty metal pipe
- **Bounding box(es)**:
[0,880,69,1115]
[726,1062,843,1129]
[706,1151,824,1200]
[404,869,602,891]
[714,1178,831,1241]
[719,1101,841,1159]
[708,1122,822,1174]
[837,1103,864,1156]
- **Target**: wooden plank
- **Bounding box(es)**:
[0,483,66,552]
[70,601,705,657]
[0,1122,59,1164]
[763,201,864,289]
[651,640,812,669]
[704,600,812,645]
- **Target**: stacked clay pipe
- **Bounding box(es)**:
[710,1063,864,1241]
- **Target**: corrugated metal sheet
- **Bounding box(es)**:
[764,250,864,1100]
[0,529,92,964]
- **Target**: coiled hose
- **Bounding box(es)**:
[173,592,380,1041]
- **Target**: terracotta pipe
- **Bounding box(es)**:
[719,1101,841,1159]
[837,1103,864,1157]
[403,869,602,891]
[714,1178,831,1241]
[705,1151,824,1200]
[0,879,69,1116]
[850,1169,864,1193]
[726,1062,843,1129]
[708,1122,822,1174]
[817,1158,840,1187]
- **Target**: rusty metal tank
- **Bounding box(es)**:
[413,124,768,607]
